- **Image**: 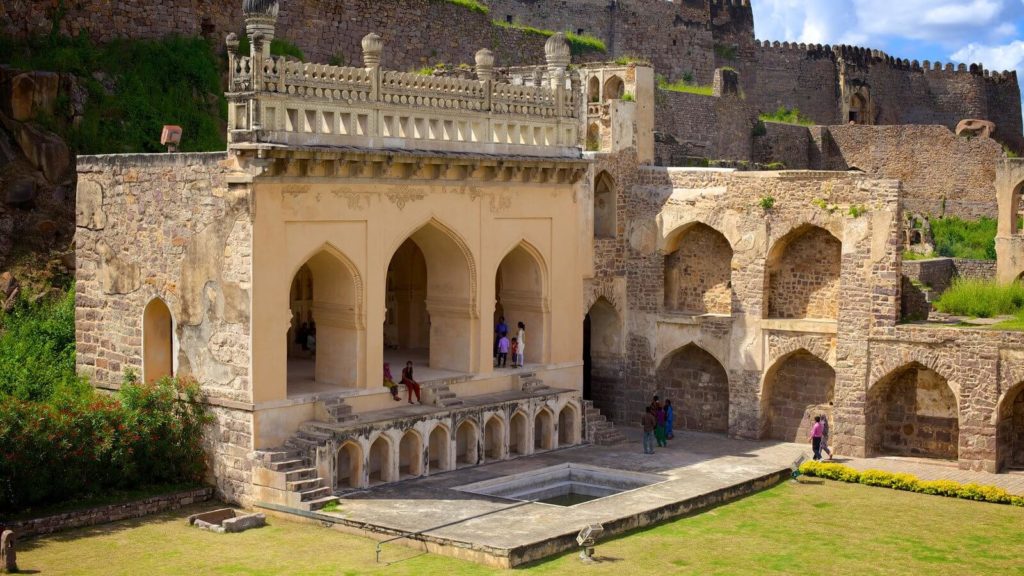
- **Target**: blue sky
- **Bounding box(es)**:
[752,0,1024,77]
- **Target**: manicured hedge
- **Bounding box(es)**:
[799,461,1024,507]
[0,377,211,514]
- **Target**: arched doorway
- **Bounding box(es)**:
[761,350,834,441]
[455,419,479,468]
[603,75,624,101]
[766,225,841,320]
[484,415,505,461]
[368,436,394,485]
[594,171,616,239]
[509,411,529,456]
[143,298,173,383]
[657,344,730,433]
[584,297,622,409]
[558,404,579,446]
[998,384,1024,470]
[587,76,600,102]
[336,441,363,490]
[398,430,423,479]
[428,424,450,474]
[664,223,733,314]
[495,243,546,368]
[288,247,361,396]
[867,363,958,460]
[586,123,600,151]
[385,221,475,373]
[534,408,554,451]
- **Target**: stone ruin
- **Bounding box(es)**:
[188,509,266,534]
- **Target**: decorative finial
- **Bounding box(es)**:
[225,32,239,54]
[362,33,383,68]
[544,32,571,70]
[475,49,495,82]
[243,0,279,57]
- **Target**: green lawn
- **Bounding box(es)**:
[17,480,1024,575]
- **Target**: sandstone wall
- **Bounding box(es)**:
[75,152,255,504]
[751,121,810,169]
[654,89,755,163]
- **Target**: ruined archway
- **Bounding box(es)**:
[997,383,1024,471]
[657,344,730,433]
[509,411,529,456]
[534,408,554,451]
[495,242,546,367]
[761,350,835,441]
[603,75,624,101]
[587,76,600,102]
[428,424,450,473]
[455,419,479,468]
[386,221,475,373]
[766,225,841,320]
[584,297,623,406]
[558,404,579,446]
[143,298,173,384]
[594,171,616,239]
[484,415,505,461]
[398,429,423,479]
[335,441,363,490]
[867,363,959,460]
[288,247,361,396]
[664,223,733,314]
[368,436,394,485]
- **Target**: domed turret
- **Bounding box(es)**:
[544,33,571,70]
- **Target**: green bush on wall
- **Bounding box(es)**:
[798,461,1024,507]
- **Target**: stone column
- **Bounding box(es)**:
[362,32,383,105]
[476,49,494,112]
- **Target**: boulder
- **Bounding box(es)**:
[3,178,35,207]
[955,119,996,139]
[10,71,59,121]
[16,123,71,183]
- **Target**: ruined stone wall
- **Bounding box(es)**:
[869,364,959,460]
[664,224,732,314]
[751,122,810,169]
[75,152,255,504]
[654,89,755,163]
[2,0,549,70]
[764,350,834,442]
[767,226,841,319]
[656,344,729,433]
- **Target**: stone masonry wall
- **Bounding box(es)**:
[75,152,255,504]
[751,121,811,169]
[869,365,959,460]
[664,223,732,314]
[767,226,841,319]
[765,350,834,442]
[654,89,756,163]
[656,344,730,433]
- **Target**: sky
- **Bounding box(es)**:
[751,0,1024,78]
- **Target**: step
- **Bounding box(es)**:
[260,449,305,464]
[284,467,319,482]
[303,495,340,512]
[287,477,325,492]
[269,458,308,472]
[326,403,353,416]
[299,486,332,502]
[439,398,465,407]
[286,436,321,449]
[330,414,359,424]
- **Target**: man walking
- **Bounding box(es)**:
[809,416,824,461]
[641,407,657,454]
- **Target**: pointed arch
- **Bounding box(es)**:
[656,343,730,433]
[509,410,530,456]
[428,423,451,473]
[484,414,506,461]
[603,75,624,101]
[495,240,549,366]
[765,224,841,320]
[386,218,478,373]
[455,418,479,468]
[534,407,555,451]
[558,403,580,446]
[866,362,959,460]
[663,222,733,315]
[368,435,395,485]
[760,349,835,441]
[587,75,600,102]
[143,298,174,384]
[336,440,363,490]
[996,381,1024,470]
[594,171,616,239]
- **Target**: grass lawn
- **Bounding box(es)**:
[17,480,1024,575]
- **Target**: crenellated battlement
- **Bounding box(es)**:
[755,39,1018,83]
[225,13,581,157]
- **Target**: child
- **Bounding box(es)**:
[510,338,519,368]
[382,363,401,401]
[497,334,510,367]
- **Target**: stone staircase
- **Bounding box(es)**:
[515,371,551,394]
[252,446,338,512]
[427,376,470,407]
[322,396,359,424]
[583,400,626,445]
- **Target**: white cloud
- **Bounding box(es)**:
[952,40,1024,72]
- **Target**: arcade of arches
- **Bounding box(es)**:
[663,223,733,314]
[656,344,729,433]
[766,225,841,320]
[867,363,959,460]
[761,351,835,442]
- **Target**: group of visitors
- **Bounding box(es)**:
[640,395,675,454]
[494,316,527,368]
[809,414,834,461]
[382,361,423,405]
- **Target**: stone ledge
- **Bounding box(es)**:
[761,318,839,334]
[76,151,228,170]
[5,486,214,538]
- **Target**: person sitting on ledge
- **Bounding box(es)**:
[382,363,401,401]
[401,360,422,405]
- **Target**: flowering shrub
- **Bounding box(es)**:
[0,377,211,514]
[799,461,1024,507]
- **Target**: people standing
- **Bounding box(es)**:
[809,416,824,460]
[664,399,675,440]
[515,322,526,367]
[497,334,510,367]
[654,402,668,447]
[509,338,519,368]
[820,414,833,460]
[401,361,422,405]
[641,407,657,454]
[494,316,508,359]
[382,363,401,401]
